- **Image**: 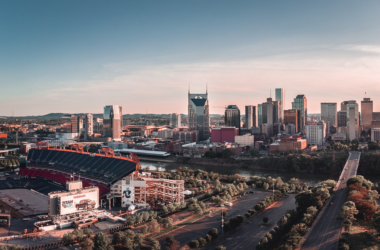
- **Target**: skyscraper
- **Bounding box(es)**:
[292,95,307,130]
[188,89,209,141]
[103,105,122,141]
[258,104,263,127]
[84,114,93,140]
[337,111,347,127]
[225,105,241,130]
[361,98,373,130]
[245,105,257,128]
[344,100,359,140]
[170,113,181,128]
[321,103,337,128]
[275,88,285,123]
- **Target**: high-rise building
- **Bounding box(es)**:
[103,105,123,141]
[261,98,274,125]
[225,105,241,130]
[84,114,93,140]
[273,100,281,124]
[275,88,285,123]
[337,111,347,127]
[321,103,337,128]
[258,104,263,127]
[284,109,299,133]
[292,95,307,130]
[306,121,326,146]
[348,106,357,140]
[361,98,373,130]
[341,101,349,112]
[188,89,209,141]
[170,113,181,128]
[71,115,80,133]
[245,105,257,129]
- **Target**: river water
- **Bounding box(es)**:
[140,160,380,187]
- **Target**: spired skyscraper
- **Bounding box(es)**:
[103,105,122,141]
[188,88,210,141]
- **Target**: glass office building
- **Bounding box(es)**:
[225,105,241,130]
[275,88,285,123]
[188,91,210,141]
[292,95,307,130]
[321,103,337,128]
[103,105,122,141]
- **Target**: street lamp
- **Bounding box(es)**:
[221,205,224,235]
[272,178,276,194]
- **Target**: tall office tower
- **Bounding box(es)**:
[103,105,122,141]
[337,111,347,127]
[341,101,349,112]
[361,98,373,130]
[225,105,241,130]
[273,100,281,124]
[84,114,93,140]
[292,95,307,131]
[245,105,257,128]
[258,104,263,127]
[348,106,357,140]
[188,89,209,141]
[170,113,181,128]
[345,101,359,138]
[71,115,80,133]
[275,88,285,123]
[321,103,337,128]
[262,98,274,125]
[284,109,299,133]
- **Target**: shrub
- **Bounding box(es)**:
[189,240,199,249]
[205,234,212,242]
[198,237,206,246]
[208,228,219,239]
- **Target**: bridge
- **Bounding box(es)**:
[301,151,361,250]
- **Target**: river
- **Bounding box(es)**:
[140,160,380,187]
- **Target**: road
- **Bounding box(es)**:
[203,195,296,250]
[301,151,361,250]
[156,191,271,247]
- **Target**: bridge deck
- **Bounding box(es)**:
[301,151,361,250]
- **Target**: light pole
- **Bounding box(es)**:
[221,205,224,235]
[272,178,276,195]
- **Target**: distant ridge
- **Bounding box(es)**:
[1,113,222,120]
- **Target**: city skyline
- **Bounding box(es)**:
[2,1,380,116]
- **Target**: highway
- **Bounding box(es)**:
[301,151,361,250]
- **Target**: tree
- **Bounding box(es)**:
[112,231,125,246]
[343,219,352,232]
[140,225,148,234]
[134,234,144,247]
[148,219,160,234]
[82,238,95,250]
[73,229,84,242]
[339,201,359,221]
[152,240,161,250]
[0,246,7,250]
[189,240,199,249]
[122,237,133,250]
[263,183,269,190]
[208,228,219,240]
[372,212,380,235]
[93,232,110,250]
[63,233,75,244]
[162,218,174,229]
[214,246,226,250]
[9,245,19,250]
[205,234,212,242]
[188,197,197,204]
[198,237,206,247]
[83,228,93,237]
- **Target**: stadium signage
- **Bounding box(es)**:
[59,192,98,215]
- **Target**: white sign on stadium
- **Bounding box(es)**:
[60,193,98,215]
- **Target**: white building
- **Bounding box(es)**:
[234,134,255,148]
[371,128,380,141]
[170,113,181,128]
[305,121,326,146]
[157,128,173,139]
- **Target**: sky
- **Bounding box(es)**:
[1,0,380,116]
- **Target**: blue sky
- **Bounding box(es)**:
[1,0,380,116]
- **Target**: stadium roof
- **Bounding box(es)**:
[116,148,170,157]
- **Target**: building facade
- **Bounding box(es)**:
[305,121,326,146]
[292,95,307,130]
[371,128,380,141]
[275,88,285,123]
[225,105,241,130]
[361,98,373,130]
[284,109,299,133]
[103,105,123,141]
[337,111,347,127]
[170,113,181,128]
[245,105,257,129]
[321,103,337,128]
[84,114,93,140]
[234,134,255,148]
[188,90,209,141]
[211,127,239,143]
[173,129,199,142]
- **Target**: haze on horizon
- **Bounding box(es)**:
[1,0,380,117]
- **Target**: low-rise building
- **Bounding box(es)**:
[211,127,239,143]
[234,134,255,148]
[305,121,326,146]
[371,128,380,141]
[331,132,347,141]
[279,137,307,152]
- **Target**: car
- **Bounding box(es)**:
[224,202,233,207]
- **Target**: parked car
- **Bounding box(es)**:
[224,202,233,207]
